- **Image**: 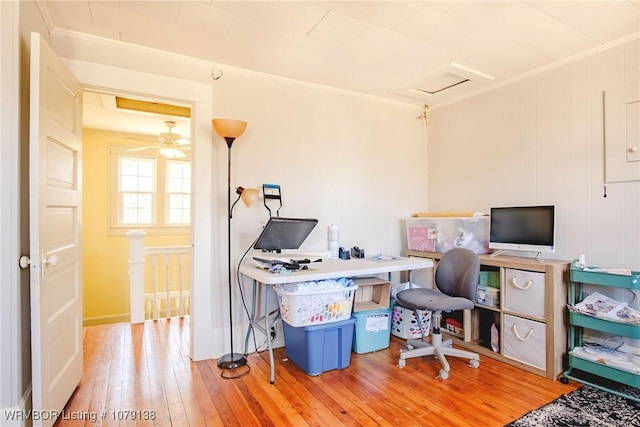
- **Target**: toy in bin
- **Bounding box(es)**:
[444,317,463,337]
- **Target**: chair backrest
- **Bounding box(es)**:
[434,248,480,300]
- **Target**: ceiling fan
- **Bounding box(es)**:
[127,120,190,159]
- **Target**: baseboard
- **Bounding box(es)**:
[0,384,32,427]
[83,313,130,327]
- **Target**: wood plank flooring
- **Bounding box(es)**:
[56,318,579,426]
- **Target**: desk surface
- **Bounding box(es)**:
[239,256,434,285]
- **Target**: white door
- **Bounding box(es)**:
[29,32,83,427]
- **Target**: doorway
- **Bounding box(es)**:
[81,90,192,327]
[69,59,218,361]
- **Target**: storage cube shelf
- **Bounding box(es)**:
[407,250,570,380]
[282,317,356,376]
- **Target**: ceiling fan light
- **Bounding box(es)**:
[159,147,186,159]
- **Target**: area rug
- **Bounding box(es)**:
[505,385,640,427]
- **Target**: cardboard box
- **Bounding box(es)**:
[406,217,490,254]
[352,277,390,312]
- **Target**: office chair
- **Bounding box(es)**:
[396,247,481,379]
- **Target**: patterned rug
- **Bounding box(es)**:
[506,385,640,427]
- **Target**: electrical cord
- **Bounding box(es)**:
[236,234,262,357]
[583,335,625,354]
[218,233,262,380]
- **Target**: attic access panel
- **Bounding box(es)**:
[392,63,494,101]
[604,81,640,183]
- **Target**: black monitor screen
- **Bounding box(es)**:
[253,217,318,252]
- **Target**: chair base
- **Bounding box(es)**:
[398,332,480,379]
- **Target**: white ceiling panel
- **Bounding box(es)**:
[439,1,599,59]
[319,1,428,30]
[528,1,640,43]
[34,0,639,134]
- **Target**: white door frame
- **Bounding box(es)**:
[66,59,217,360]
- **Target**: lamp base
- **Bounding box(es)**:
[217,352,247,369]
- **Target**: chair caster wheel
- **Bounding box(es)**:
[560,376,569,384]
[398,359,406,368]
[469,359,480,368]
[438,370,449,380]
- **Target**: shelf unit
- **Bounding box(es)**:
[407,250,570,380]
[561,263,640,402]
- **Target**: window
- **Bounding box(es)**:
[111,146,191,233]
[120,156,155,225]
[166,161,191,224]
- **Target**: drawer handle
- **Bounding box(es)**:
[510,277,533,290]
[511,324,534,341]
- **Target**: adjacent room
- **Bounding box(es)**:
[1,1,639,426]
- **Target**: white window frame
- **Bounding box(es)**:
[165,160,191,225]
[109,145,191,235]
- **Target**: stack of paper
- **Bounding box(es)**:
[571,292,640,325]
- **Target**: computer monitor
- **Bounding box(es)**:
[253,217,318,253]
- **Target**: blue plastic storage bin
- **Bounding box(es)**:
[352,306,393,354]
[282,317,356,376]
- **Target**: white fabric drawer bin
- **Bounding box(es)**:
[504,268,545,318]
[503,314,546,370]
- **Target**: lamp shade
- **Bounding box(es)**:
[212,119,247,139]
[237,187,259,208]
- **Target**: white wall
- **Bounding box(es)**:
[42,21,429,361]
[428,38,640,272]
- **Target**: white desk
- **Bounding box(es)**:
[239,256,434,383]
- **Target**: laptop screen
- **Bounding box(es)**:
[253,217,318,252]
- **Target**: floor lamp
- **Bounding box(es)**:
[212,118,258,370]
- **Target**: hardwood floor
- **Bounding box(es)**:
[57,317,579,426]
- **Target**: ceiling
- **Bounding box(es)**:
[40,0,640,135]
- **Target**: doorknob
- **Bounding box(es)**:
[43,254,59,267]
[19,256,30,269]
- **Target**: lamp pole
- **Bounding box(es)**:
[212,118,249,371]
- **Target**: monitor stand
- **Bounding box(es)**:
[489,250,508,257]
[490,249,545,262]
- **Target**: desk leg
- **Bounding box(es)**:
[242,278,276,384]
[264,288,275,384]
[244,278,258,356]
